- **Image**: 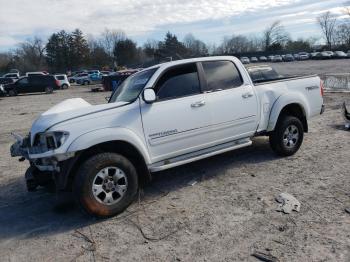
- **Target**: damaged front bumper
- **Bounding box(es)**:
[10,133,75,172]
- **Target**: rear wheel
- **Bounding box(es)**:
[73,153,138,217]
[45,86,53,94]
[269,116,304,156]
[61,84,68,89]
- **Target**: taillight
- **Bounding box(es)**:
[320,80,324,96]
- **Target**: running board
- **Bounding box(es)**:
[149,138,252,172]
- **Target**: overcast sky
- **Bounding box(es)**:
[0,0,349,51]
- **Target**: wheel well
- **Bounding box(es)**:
[65,140,151,191]
[278,103,308,132]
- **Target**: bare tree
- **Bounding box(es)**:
[263,21,290,51]
[183,33,208,57]
[0,52,13,72]
[15,37,46,71]
[344,1,350,17]
[100,29,126,59]
[317,11,337,50]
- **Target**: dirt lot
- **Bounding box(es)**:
[0,60,350,261]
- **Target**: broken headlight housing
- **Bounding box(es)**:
[33,131,69,151]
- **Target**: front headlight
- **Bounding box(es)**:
[34,131,69,150]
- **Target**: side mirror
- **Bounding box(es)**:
[143,88,156,104]
[105,96,110,102]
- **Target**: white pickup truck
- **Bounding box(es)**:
[11,56,324,217]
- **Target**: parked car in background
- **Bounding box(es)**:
[273,55,283,62]
[324,51,334,57]
[267,55,274,62]
[333,51,348,59]
[0,77,14,95]
[293,54,300,60]
[259,56,268,62]
[250,57,258,63]
[3,72,19,79]
[310,52,319,59]
[26,72,47,77]
[283,54,294,62]
[75,73,91,85]
[68,74,81,83]
[87,70,100,75]
[101,71,112,76]
[4,75,59,96]
[240,57,250,64]
[314,51,332,60]
[54,74,70,89]
[0,77,15,85]
[298,52,309,60]
[89,72,103,82]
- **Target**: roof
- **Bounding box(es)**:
[145,56,239,71]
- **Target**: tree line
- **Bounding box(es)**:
[1,6,350,74]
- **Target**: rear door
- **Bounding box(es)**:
[29,76,44,92]
[200,60,259,144]
[140,63,212,162]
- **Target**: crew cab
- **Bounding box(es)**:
[10,56,324,217]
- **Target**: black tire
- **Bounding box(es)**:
[45,86,53,94]
[83,80,89,85]
[8,89,17,96]
[73,153,138,218]
[61,84,68,89]
[269,115,304,156]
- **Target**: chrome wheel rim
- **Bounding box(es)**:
[92,166,128,205]
[283,124,299,148]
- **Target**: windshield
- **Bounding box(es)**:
[109,68,158,103]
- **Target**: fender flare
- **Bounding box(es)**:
[267,92,310,132]
[67,127,151,164]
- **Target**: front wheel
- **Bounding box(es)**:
[73,153,138,218]
[269,116,304,156]
[8,89,17,96]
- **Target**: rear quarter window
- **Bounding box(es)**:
[201,61,243,91]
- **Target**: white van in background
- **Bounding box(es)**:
[54,74,70,89]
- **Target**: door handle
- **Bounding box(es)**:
[242,92,254,99]
[191,101,206,108]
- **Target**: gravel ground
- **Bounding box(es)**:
[0,60,350,261]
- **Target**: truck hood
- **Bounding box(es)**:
[30,98,128,142]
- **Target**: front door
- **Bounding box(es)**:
[15,77,30,94]
[140,63,212,162]
[200,60,259,145]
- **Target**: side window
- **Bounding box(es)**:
[247,69,264,83]
[56,76,64,80]
[202,61,243,91]
[18,78,28,85]
[261,68,280,80]
[155,63,200,100]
